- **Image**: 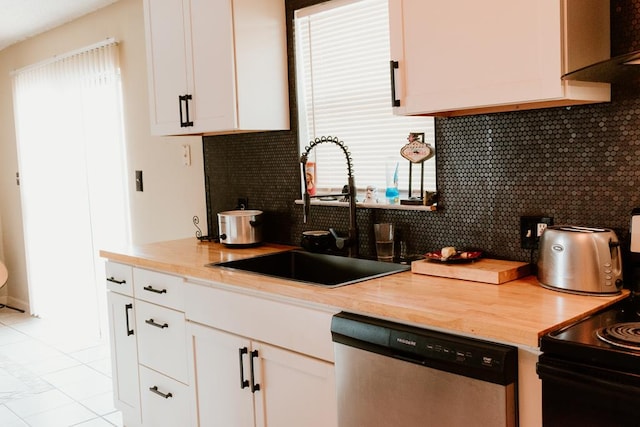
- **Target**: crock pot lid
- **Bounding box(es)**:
[303,230,330,236]
[218,210,263,216]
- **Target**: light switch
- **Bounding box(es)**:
[135,170,143,192]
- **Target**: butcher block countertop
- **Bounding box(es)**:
[100,238,629,348]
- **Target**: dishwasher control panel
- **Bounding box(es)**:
[331,312,517,385]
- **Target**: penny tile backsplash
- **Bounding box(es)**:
[204,0,640,265]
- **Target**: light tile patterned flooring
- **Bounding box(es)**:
[0,309,122,426]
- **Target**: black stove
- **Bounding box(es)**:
[538,298,640,427]
[540,299,640,373]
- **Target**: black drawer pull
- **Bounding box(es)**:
[239,347,249,389]
[149,386,173,399]
[143,285,167,294]
[250,349,260,393]
[145,318,168,329]
[125,303,134,336]
[107,276,126,285]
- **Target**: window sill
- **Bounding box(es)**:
[294,199,438,211]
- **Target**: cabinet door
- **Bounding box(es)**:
[389,0,563,115]
[188,322,254,427]
[106,291,141,426]
[144,0,237,135]
[253,342,338,427]
[188,0,237,133]
[143,0,190,135]
[232,0,289,131]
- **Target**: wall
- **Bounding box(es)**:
[0,0,206,309]
[203,0,640,273]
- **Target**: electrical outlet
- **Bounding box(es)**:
[537,222,548,237]
[181,144,191,166]
[520,216,553,249]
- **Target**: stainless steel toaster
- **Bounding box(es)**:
[537,225,623,295]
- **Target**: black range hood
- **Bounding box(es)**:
[563,50,640,83]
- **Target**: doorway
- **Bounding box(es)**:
[12,40,130,340]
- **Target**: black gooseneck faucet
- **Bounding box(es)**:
[300,136,358,258]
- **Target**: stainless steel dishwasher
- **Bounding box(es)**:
[331,313,518,427]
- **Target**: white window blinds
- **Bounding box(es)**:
[295,0,436,197]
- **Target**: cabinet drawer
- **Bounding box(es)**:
[134,268,184,310]
[136,300,188,383]
[139,365,190,427]
[105,262,134,296]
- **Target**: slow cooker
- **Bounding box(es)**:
[217,210,263,246]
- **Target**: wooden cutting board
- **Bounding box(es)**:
[411,258,532,284]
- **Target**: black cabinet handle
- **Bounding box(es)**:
[239,347,249,389]
[250,349,260,393]
[149,386,173,399]
[145,318,168,329]
[179,95,186,127]
[125,303,134,336]
[107,276,126,285]
[143,285,167,294]
[389,60,400,107]
[179,94,194,127]
[184,94,193,127]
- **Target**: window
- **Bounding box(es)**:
[295,0,436,203]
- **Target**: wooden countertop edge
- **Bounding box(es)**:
[99,239,630,349]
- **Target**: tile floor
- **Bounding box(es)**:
[0,308,122,427]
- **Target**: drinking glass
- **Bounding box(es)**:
[374,223,394,262]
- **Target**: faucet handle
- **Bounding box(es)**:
[329,228,347,250]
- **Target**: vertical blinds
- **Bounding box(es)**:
[295,0,435,196]
[12,39,130,318]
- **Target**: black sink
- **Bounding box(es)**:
[210,250,409,288]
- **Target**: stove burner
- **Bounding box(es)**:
[596,322,640,350]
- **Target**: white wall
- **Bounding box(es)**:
[0,0,207,309]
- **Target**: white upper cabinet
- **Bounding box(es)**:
[143,0,290,135]
[388,0,611,116]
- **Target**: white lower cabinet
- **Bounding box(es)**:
[185,280,339,427]
[187,321,337,427]
[106,262,142,427]
[139,365,190,427]
[107,291,141,427]
[105,262,189,427]
[105,262,338,427]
